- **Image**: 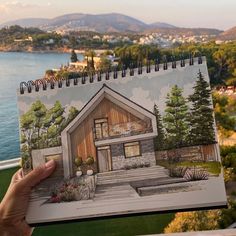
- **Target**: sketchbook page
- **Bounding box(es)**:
[17,57,227,224]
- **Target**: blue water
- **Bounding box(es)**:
[0,52,72,161]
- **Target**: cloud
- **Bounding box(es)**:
[130,87,157,112]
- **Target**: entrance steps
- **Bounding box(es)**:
[94,183,139,201]
[96,165,169,185]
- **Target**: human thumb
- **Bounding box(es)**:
[21,160,56,189]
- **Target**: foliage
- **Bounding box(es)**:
[74,156,83,169]
[169,166,188,178]
[97,56,112,71]
[164,210,221,233]
[20,100,79,168]
[223,168,234,183]
[70,49,78,62]
[163,85,189,149]
[153,104,166,150]
[213,92,236,132]
[114,42,236,85]
[123,162,150,170]
[183,167,209,181]
[157,160,221,176]
[188,71,215,145]
[219,200,236,229]
[50,179,92,203]
[86,156,94,166]
[222,153,236,171]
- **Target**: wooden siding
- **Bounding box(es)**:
[70,98,151,162]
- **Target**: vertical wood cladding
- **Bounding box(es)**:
[70,98,150,162]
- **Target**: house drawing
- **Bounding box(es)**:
[32,84,158,178]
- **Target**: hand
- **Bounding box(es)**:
[0,160,56,236]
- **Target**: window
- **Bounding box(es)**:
[124,141,141,158]
[94,118,109,139]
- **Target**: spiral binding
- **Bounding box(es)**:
[19,55,203,94]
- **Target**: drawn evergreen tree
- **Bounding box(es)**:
[163,85,189,149]
[188,70,215,145]
[153,104,166,150]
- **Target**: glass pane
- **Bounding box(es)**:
[125,143,140,158]
[95,125,102,139]
[102,123,109,137]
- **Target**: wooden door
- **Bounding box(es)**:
[98,146,111,173]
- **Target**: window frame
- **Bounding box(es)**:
[123,141,142,158]
[94,117,109,139]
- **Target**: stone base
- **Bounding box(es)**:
[111,139,156,170]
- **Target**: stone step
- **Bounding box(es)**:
[97,169,169,180]
[97,172,169,182]
[97,166,166,177]
[97,174,169,185]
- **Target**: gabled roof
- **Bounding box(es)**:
[62,83,157,135]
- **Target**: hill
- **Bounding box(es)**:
[148,22,177,29]
[0,13,222,35]
[143,27,222,36]
[218,26,236,40]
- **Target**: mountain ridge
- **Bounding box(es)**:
[0,13,232,37]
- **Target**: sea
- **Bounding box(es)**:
[0,52,82,161]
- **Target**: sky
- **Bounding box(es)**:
[0,0,235,30]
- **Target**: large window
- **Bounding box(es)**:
[94,118,109,139]
[124,141,141,158]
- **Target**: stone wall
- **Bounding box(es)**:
[31,146,63,177]
[111,139,156,170]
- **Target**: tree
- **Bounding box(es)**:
[50,101,65,145]
[163,85,189,149]
[188,71,215,145]
[66,106,79,125]
[31,100,47,148]
[164,210,221,233]
[97,56,112,71]
[70,49,78,62]
[153,104,166,150]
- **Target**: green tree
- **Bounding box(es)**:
[97,56,112,71]
[188,71,215,145]
[163,85,189,149]
[51,101,65,145]
[66,106,79,125]
[31,100,47,148]
[70,49,78,62]
[153,104,166,150]
[164,210,221,233]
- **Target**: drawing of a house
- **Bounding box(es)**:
[61,84,158,178]
[31,84,158,178]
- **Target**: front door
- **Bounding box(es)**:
[97,146,111,173]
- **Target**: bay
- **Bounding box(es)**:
[0,52,81,161]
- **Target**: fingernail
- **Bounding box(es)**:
[45,160,55,169]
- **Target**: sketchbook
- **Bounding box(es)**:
[17,57,227,225]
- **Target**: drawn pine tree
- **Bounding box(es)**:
[153,103,166,150]
[163,85,189,149]
[188,70,216,145]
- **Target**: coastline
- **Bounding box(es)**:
[0,46,110,54]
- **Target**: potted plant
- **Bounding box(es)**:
[86,155,94,176]
[74,156,83,177]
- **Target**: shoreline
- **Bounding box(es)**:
[0,48,111,54]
